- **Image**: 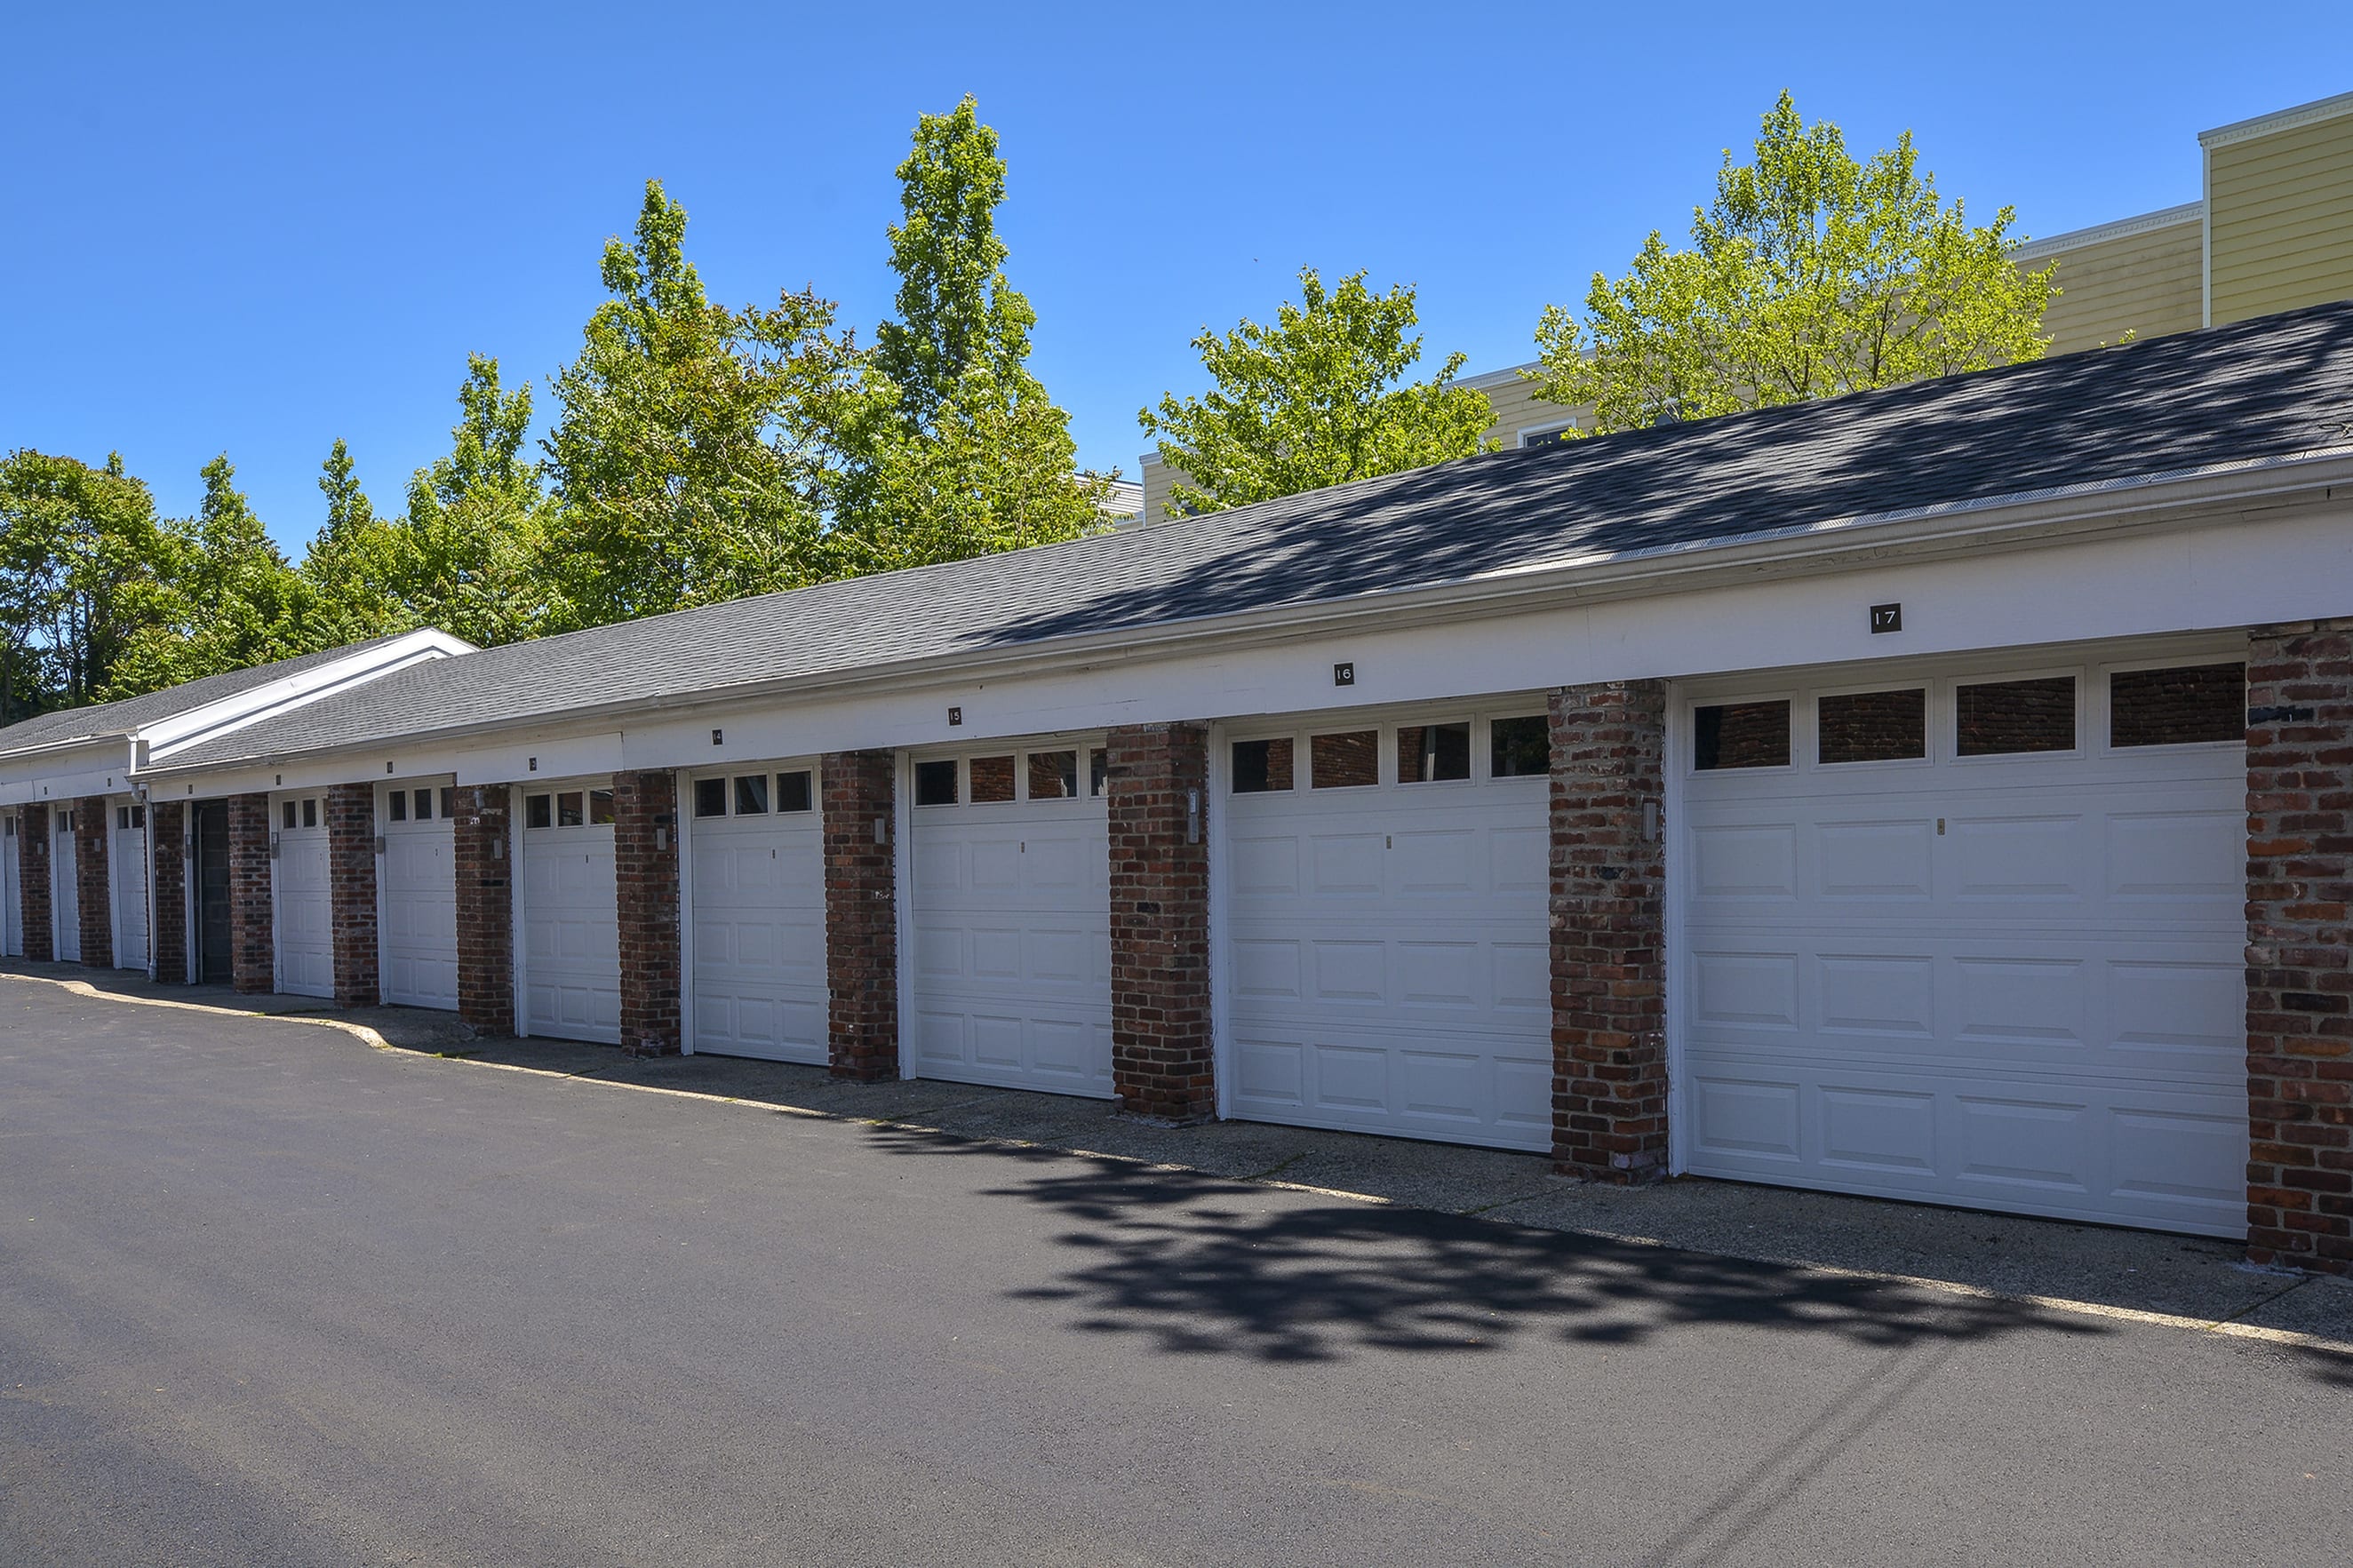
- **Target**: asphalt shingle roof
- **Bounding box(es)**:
[0,633,417,760]
[156,299,2353,772]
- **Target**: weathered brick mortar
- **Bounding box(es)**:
[227,792,273,994]
[2245,618,2353,1276]
[20,803,52,963]
[453,786,515,1037]
[1549,682,1670,1182]
[1106,723,1216,1124]
[151,800,187,984]
[823,751,898,1080]
[615,770,682,1056]
[74,796,112,969]
[327,782,379,1008]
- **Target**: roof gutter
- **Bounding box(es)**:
[136,444,2353,777]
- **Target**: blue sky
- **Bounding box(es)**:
[4,3,2346,550]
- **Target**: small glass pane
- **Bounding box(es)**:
[283,802,298,830]
[557,792,584,827]
[132,805,144,828]
[2110,663,2245,747]
[1818,689,1926,765]
[915,760,959,806]
[695,778,728,818]
[1398,721,1472,784]
[412,788,432,821]
[1232,737,1294,793]
[1956,677,2076,756]
[1311,730,1379,789]
[1089,749,1107,798]
[734,775,770,816]
[1028,751,1078,800]
[589,789,615,826]
[970,755,1016,803]
[387,791,408,823]
[1694,701,1791,771]
[302,799,318,828]
[527,794,552,829]
[440,788,454,820]
[776,771,813,813]
[1490,716,1549,777]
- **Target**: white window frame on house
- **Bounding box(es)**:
[1517,420,1576,449]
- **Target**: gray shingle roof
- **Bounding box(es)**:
[157,300,2353,772]
[0,633,418,760]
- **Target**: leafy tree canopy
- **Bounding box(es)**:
[0,449,176,717]
[114,457,319,692]
[1140,267,1494,515]
[1527,92,2055,434]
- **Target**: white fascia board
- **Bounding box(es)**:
[140,629,474,760]
[2200,88,2353,148]
[0,737,140,807]
[1458,361,1544,391]
[130,446,2353,787]
[2014,201,2205,262]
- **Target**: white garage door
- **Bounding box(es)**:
[273,793,332,999]
[4,813,21,958]
[521,783,620,1044]
[689,767,826,1063]
[1678,654,2250,1237]
[910,745,1113,1095]
[381,784,459,1010]
[110,801,148,972]
[53,810,81,965]
[1224,710,1553,1150]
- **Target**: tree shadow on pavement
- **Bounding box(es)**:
[863,1124,2120,1365]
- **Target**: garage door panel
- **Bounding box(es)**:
[2108,808,2242,901]
[1691,951,1801,1031]
[1688,823,1799,903]
[382,817,459,1011]
[276,831,332,999]
[1817,819,1934,900]
[688,801,826,1063]
[1818,1086,1939,1174]
[1817,954,1936,1038]
[522,822,620,1045]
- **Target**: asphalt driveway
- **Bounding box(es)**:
[2,982,2347,1567]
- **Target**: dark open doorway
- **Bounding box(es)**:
[195,800,231,985]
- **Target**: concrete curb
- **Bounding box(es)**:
[11,968,2349,1359]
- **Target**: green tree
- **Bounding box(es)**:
[301,438,413,644]
[113,456,321,691]
[1139,267,1495,514]
[396,354,562,646]
[1528,92,2056,434]
[0,450,177,715]
[543,180,856,628]
[831,97,1108,571]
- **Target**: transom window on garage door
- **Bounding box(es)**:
[693,769,815,818]
[913,747,1108,807]
[280,798,322,829]
[1690,658,2245,772]
[524,788,615,829]
[1231,712,1550,793]
[385,787,455,823]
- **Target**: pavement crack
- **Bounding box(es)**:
[1238,1152,1309,1183]
[2211,1276,2314,1328]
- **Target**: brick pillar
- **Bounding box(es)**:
[1106,722,1216,1123]
[453,785,514,1037]
[151,800,187,984]
[73,797,112,969]
[615,770,682,1056]
[20,803,52,963]
[326,783,379,1008]
[1550,681,1670,1183]
[2245,620,2353,1276]
[227,792,273,995]
[823,750,898,1080]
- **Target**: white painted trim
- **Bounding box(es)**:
[1206,720,1234,1123]
[2202,142,2214,329]
[138,630,473,762]
[2012,201,2204,262]
[1661,683,1688,1177]
[1460,361,1543,391]
[892,749,915,1082]
[2198,87,2353,148]
[372,781,392,1007]
[1516,419,1577,448]
[508,784,528,1038]
[674,768,695,1055]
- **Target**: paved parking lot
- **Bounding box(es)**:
[4,976,2349,1566]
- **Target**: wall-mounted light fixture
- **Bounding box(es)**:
[1185,787,1201,845]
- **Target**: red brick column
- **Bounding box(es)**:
[20,803,52,963]
[326,783,379,1008]
[228,791,273,995]
[453,785,514,1037]
[1106,722,1216,1123]
[151,800,187,984]
[74,796,112,969]
[615,770,682,1056]
[1550,681,1670,1182]
[823,751,898,1080]
[2245,620,2353,1276]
